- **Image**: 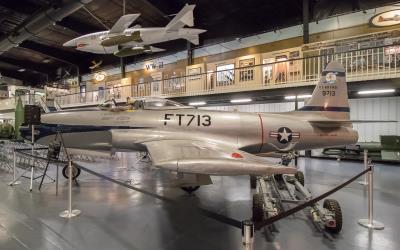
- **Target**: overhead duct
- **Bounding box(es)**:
[0,0,92,55]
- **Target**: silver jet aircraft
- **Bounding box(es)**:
[23,62,358,188]
[63,4,206,57]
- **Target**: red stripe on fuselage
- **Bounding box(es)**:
[258,114,264,153]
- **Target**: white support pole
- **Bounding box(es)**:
[358,164,384,230]
[30,125,35,192]
[358,149,368,185]
[59,160,81,218]
[241,220,254,250]
[8,149,21,186]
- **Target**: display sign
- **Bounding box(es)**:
[385,46,400,55]
[94,71,107,82]
[145,61,163,71]
[370,10,400,27]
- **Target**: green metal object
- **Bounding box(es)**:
[380,135,400,161]
[114,46,146,57]
[14,96,24,139]
[101,31,142,47]
[0,123,14,139]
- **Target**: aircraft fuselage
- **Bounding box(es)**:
[26,108,358,155]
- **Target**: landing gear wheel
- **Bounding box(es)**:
[250,175,257,189]
[181,186,200,194]
[323,199,343,234]
[252,193,264,222]
[294,171,305,186]
[62,165,81,180]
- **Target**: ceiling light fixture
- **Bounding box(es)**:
[284,94,312,100]
[230,98,252,103]
[189,101,206,106]
[358,89,395,95]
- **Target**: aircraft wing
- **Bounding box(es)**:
[309,119,397,128]
[110,14,140,33]
[144,140,297,176]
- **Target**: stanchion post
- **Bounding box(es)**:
[9,149,21,186]
[241,220,254,250]
[59,160,81,218]
[29,125,35,192]
[358,164,384,230]
[358,149,368,185]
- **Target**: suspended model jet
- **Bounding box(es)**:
[23,62,364,190]
[63,4,206,57]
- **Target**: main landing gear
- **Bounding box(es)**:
[251,170,343,234]
[62,164,81,180]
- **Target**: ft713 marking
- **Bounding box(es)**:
[164,114,211,126]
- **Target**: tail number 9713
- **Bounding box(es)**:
[164,114,211,127]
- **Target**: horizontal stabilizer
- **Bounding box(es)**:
[187,35,199,45]
[165,4,195,31]
[110,14,140,33]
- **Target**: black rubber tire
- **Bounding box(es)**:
[62,165,81,180]
[252,193,264,222]
[294,171,305,186]
[250,175,257,189]
[323,199,343,234]
[181,186,200,194]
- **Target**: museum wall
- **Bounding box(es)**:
[202,96,400,143]
[84,22,400,91]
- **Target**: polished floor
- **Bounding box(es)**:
[0,153,399,250]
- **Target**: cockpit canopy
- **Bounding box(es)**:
[98,97,191,111]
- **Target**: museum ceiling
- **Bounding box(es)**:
[0,0,398,84]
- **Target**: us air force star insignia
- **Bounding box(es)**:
[269,127,300,144]
[325,72,337,84]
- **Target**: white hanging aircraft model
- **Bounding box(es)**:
[63,4,206,57]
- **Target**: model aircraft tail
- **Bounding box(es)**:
[165,4,195,31]
[298,61,350,120]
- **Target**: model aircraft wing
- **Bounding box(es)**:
[144,140,297,176]
[110,14,140,33]
[165,4,195,31]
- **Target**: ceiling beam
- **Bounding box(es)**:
[57,16,103,35]
[0,0,42,15]
[0,56,56,76]
[19,40,84,66]
[0,67,43,84]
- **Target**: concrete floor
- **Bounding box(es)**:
[0,153,399,250]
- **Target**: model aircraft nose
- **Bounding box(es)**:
[63,39,76,47]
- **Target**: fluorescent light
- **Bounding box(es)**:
[284,94,312,100]
[189,101,206,106]
[231,98,252,103]
[358,89,395,95]
[18,68,26,72]
[298,94,312,99]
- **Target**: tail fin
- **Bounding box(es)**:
[298,61,350,119]
[165,4,195,31]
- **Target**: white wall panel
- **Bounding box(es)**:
[350,97,400,142]
[203,97,400,143]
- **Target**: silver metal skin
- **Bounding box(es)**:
[63,4,206,56]
[27,62,358,176]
